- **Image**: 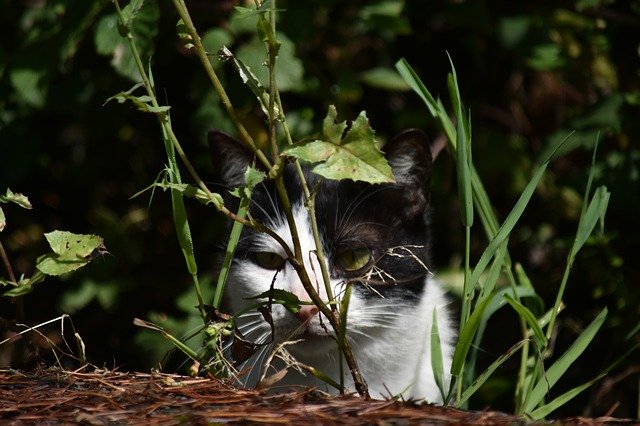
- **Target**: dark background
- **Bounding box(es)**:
[1,0,638,418]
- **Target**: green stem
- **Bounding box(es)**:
[170,0,271,170]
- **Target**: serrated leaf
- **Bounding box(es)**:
[323,105,347,144]
[283,106,394,184]
[0,207,5,232]
[44,231,103,259]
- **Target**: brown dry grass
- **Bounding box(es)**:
[1,368,638,425]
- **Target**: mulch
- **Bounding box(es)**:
[0,368,637,425]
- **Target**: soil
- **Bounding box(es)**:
[0,368,637,425]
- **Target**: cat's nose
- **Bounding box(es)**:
[296,305,319,323]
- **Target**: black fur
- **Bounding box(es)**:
[210,129,434,301]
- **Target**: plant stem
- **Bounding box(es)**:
[0,241,24,322]
[170,0,271,170]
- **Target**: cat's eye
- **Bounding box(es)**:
[336,248,372,272]
[254,251,286,270]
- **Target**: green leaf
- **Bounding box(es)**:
[218,46,279,117]
[283,106,394,184]
[457,340,526,407]
[524,308,608,413]
[45,231,103,259]
[120,0,145,30]
[94,0,159,82]
[469,158,551,291]
[202,28,232,57]
[431,308,447,401]
[1,272,46,298]
[451,295,491,376]
[504,295,547,346]
[0,189,33,210]
[360,67,410,91]
[529,374,605,420]
[247,289,303,315]
[10,68,46,108]
[230,166,267,200]
[570,185,610,258]
[448,56,473,228]
[236,32,303,91]
[104,82,170,114]
[36,231,104,276]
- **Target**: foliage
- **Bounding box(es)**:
[1,0,638,419]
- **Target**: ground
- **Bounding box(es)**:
[0,369,636,425]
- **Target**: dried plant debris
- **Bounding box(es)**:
[0,368,637,425]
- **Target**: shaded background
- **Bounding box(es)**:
[1,0,638,418]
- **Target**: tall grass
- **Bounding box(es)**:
[109,0,630,418]
[397,58,615,418]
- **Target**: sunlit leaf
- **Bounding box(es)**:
[283,106,394,184]
[36,231,104,276]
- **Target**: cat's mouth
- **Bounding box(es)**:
[286,322,336,352]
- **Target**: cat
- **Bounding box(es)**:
[210,128,455,403]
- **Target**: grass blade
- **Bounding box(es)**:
[457,340,526,407]
[529,374,606,420]
[451,295,491,376]
[469,160,548,289]
[430,308,447,401]
[524,307,608,413]
[504,294,547,347]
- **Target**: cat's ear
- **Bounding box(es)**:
[383,129,433,218]
[208,130,255,189]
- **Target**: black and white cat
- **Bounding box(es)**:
[210,129,455,403]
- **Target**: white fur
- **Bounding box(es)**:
[227,204,455,402]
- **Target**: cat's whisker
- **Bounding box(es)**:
[212,129,454,402]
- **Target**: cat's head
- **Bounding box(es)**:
[210,129,434,357]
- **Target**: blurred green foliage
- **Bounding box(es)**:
[0,0,638,418]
